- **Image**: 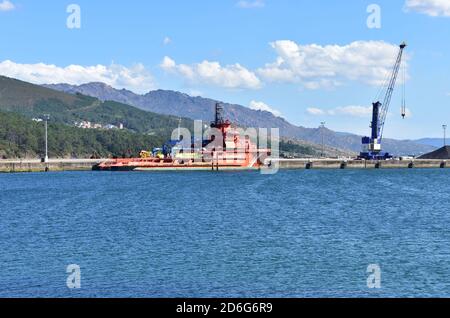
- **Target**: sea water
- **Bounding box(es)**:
[0,169,449,297]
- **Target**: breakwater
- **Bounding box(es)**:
[274,159,448,169]
[0,159,106,173]
[1,158,448,173]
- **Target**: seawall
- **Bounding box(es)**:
[274,159,449,169]
[1,158,449,173]
[0,159,107,173]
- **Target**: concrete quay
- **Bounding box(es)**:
[274,158,449,169]
[1,158,448,173]
[0,159,107,173]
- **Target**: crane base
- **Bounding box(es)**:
[358,152,393,161]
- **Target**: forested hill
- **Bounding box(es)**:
[0,75,198,158]
[0,111,165,159]
[0,75,193,137]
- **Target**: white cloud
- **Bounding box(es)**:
[307,105,373,117]
[258,40,407,89]
[306,107,326,116]
[303,79,342,90]
[160,56,261,90]
[307,105,413,118]
[332,105,373,117]
[0,0,15,11]
[161,56,176,69]
[249,100,281,117]
[404,0,450,17]
[0,60,155,93]
[163,36,171,45]
[236,0,265,9]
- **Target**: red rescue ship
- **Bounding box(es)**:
[93,104,271,171]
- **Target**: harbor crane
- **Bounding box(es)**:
[359,42,407,160]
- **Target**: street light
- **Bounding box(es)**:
[444,124,447,147]
[320,122,326,158]
[43,114,50,163]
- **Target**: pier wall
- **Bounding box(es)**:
[0,159,106,173]
[1,158,448,173]
[275,159,449,170]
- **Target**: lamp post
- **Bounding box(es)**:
[43,114,50,163]
[444,124,447,147]
[320,122,326,158]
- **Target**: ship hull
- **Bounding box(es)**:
[93,161,260,172]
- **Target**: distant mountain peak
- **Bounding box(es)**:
[80,82,113,88]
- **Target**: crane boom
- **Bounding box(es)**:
[359,42,407,160]
[379,42,407,140]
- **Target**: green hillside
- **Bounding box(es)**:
[0,111,165,159]
[0,76,81,108]
[0,75,193,136]
[0,76,192,158]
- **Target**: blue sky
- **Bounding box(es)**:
[0,0,449,139]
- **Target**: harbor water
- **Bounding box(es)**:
[0,169,449,297]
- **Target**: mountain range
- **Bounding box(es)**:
[44,82,436,156]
